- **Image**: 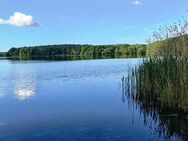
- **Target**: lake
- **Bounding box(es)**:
[0,58,183,141]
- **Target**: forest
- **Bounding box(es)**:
[0,52,7,57]
[3,36,184,59]
[5,44,146,59]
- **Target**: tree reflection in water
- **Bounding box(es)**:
[121,77,188,141]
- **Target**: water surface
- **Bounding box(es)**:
[0,59,181,141]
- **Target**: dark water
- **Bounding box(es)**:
[0,59,181,141]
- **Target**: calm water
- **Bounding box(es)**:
[0,59,181,141]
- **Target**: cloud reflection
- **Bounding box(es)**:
[14,87,35,101]
[14,74,36,101]
[0,89,5,98]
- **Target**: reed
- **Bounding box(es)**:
[126,18,188,110]
[123,19,188,140]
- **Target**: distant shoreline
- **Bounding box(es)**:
[0,57,10,59]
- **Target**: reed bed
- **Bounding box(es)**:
[126,19,188,111]
[122,19,188,140]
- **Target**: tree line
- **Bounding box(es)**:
[0,52,7,57]
[6,44,146,59]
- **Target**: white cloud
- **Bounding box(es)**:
[0,12,39,27]
[132,0,142,5]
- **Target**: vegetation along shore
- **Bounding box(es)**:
[1,44,146,59]
[123,19,188,140]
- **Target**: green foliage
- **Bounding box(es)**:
[122,65,188,140]
[132,57,188,110]
[0,52,7,57]
[124,21,188,140]
[7,44,146,59]
[146,35,188,57]
[126,21,188,111]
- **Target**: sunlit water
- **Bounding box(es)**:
[0,59,181,141]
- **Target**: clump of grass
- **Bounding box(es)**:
[126,19,188,111]
[122,18,188,141]
[146,18,188,58]
[129,56,188,111]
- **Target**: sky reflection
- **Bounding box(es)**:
[0,59,170,141]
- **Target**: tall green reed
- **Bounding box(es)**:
[122,18,188,141]
[126,19,188,112]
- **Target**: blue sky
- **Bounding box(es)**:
[0,0,188,51]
